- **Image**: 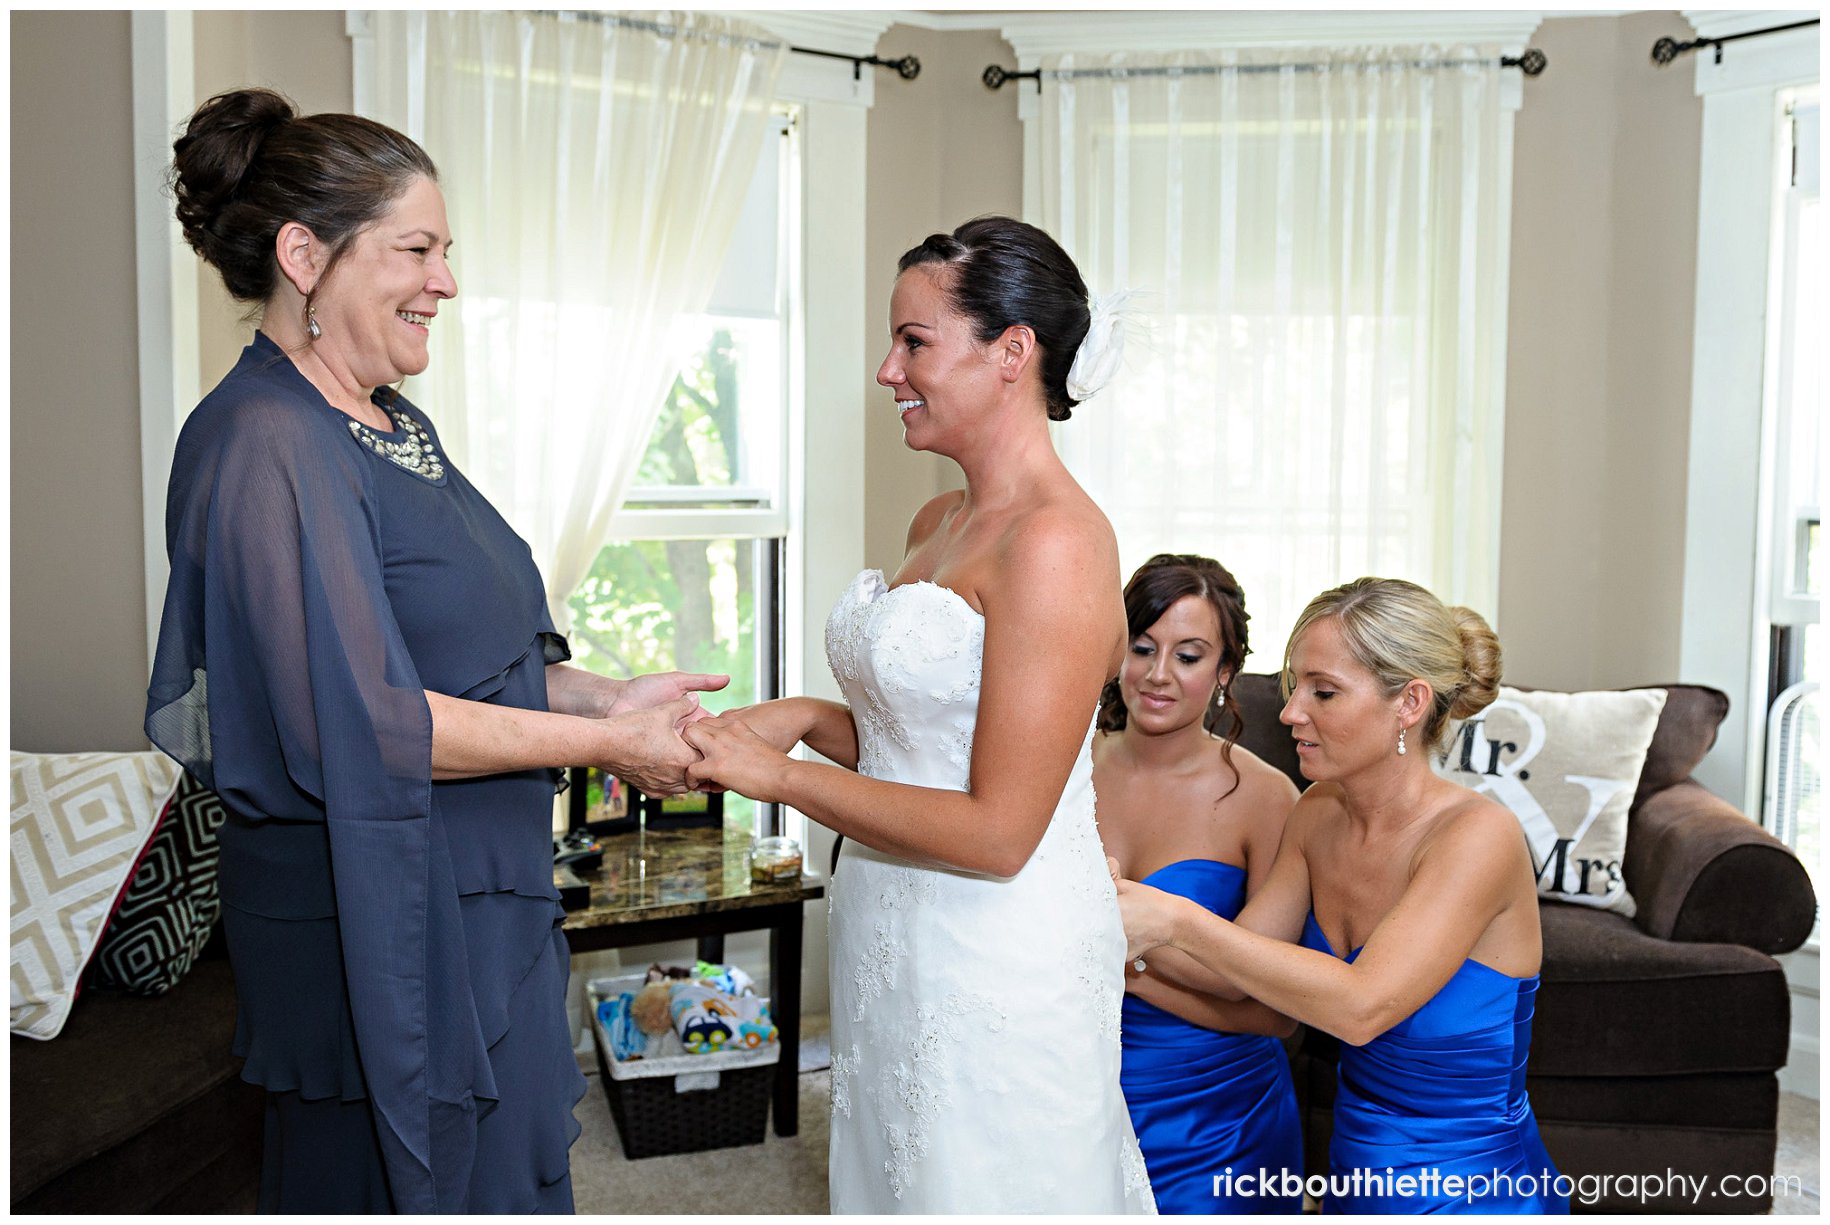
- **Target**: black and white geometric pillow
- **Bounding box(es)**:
[89,772,227,996]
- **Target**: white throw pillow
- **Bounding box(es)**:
[1432,686,1667,917]
[10,751,181,1039]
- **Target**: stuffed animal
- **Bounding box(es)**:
[630,980,674,1036]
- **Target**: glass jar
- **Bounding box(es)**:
[750,835,803,883]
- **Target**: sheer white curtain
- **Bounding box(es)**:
[367,11,785,627]
[1037,47,1514,658]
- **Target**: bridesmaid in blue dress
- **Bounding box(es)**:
[1114,578,1568,1214]
[1093,555,1303,1213]
[147,89,724,1213]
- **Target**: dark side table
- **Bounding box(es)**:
[560,825,824,1137]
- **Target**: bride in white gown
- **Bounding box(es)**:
[685,217,1154,1214]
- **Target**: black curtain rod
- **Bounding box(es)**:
[1652,19,1819,67]
[538,12,919,81]
[790,46,920,81]
[984,50,1547,92]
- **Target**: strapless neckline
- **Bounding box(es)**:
[1138,858,1246,885]
[860,568,985,622]
[1302,911,1529,983]
[822,568,1152,1211]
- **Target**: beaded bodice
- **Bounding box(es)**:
[824,569,984,788]
[346,398,447,483]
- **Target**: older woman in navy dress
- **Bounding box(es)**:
[1092,555,1303,1213]
[146,89,722,1213]
[1115,579,1567,1214]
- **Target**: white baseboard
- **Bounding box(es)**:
[1780,944,1819,1100]
[1780,1036,1819,1099]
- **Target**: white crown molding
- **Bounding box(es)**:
[897,8,1619,34]
[993,11,1546,62]
[883,9,1020,33]
[719,9,897,56]
[713,9,900,106]
[1680,9,1820,93]
[1683,8,1819,39]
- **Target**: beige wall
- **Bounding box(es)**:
[8,10,354,753]
[862,25,1024,574]
[193,11,353,388]
[1500,13,1701,690]
[1595,11,1702,688]
[10,12,148,752]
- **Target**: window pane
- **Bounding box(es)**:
[626,317,783,502]
[626,111,792,508]
[567,536,771,834]
[1783,682,1821,910]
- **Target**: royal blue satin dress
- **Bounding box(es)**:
[146,333,585,1212]
[1121,861,1303,1213]
[1301,913,1568,1214]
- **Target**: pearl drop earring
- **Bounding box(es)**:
[1397,726,1407,756]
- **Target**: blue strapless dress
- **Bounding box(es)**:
[1301,913,1568,1214]
[1121,861,1303,1213]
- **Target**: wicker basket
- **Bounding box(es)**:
[587,975,779,1159]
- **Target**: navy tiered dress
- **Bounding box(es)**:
[146,332,585,1212]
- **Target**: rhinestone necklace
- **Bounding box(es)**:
[346,401,447,483]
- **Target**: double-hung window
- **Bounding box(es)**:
[567,108,801,839]
[1763,90,1821,919]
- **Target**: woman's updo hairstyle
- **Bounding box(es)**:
[1098,554,1252,797]
[1281,577,1502,749]
[171,88,438,306]
[897,216,1091,421]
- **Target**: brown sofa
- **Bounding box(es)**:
[1228,674,1816,1213]
[9,933,262,1213]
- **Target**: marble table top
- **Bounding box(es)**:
[562,823,823,932]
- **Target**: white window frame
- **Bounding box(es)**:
[1672,8,1821,1102]
[131,12,201,667]
[1676,9,1820,819]
[1765,91,1820,632]
[611,104,800,549]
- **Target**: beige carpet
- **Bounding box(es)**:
[571,1015,1819,1216]
[571,1002,831,1220]
[571,1068,830,1213]
[1773,1090,1821,1215]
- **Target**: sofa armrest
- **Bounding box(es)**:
[1624,779,1816,952]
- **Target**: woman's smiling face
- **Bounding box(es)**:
[309,175,456,388]
[1119,594,1227,736]
[875,265,1003,453]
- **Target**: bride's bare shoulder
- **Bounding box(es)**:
[904,489,967,554]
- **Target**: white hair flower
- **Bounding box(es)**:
[1066,290,1139,402]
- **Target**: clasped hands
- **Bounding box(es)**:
[596,673,804,801]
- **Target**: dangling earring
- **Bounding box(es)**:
[1212,686,1226,711]
[306,304,321,340]
[1397,726,1407,756]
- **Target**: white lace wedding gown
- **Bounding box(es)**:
[823,570,1155,1214]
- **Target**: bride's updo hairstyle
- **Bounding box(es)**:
[171,88,438,307]
[1281,577,1502,750]
[897,216,1091,421]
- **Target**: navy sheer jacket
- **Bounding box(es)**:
[146,332,571,1210]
